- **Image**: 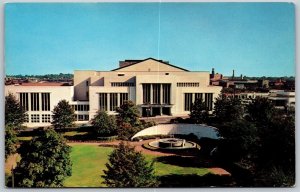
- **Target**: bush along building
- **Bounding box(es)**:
[5,58,222,128]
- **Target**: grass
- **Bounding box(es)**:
[64,145,113,187]
[64,145,211,187]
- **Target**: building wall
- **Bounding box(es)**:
[5,85,74,127]
[6,59,223,127]
[131,124,219,140]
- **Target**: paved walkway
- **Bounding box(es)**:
[68,139,178,156]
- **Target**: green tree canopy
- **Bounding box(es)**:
[91,110,117,136]
[5,124,18,160]
[254,115,295,186]
[116,100,141,127]
[217,120,258,166]
[189,98,209,124]
[5,93,26,128]
[14,128,72,187]
[247,97,275,124]
[51,100,76,129]
[213,95,243,123]
[102,142,158,187]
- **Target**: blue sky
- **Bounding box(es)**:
[5,3,295,76]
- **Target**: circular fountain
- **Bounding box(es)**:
[148,138,197,150]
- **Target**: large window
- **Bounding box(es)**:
[110,93,118,111]
[195,93,203,101]
[31,114,40,123]
[152,84,161,104]
[77,115,89,121]
[142,84,151,104]
[162,84,171,104]
[42,114,51,123]
[19,93,29,111]
[99,93,108,111]
[184,93,213,111]
[30,93,39,111]
[73,104,89,111]
[120,93,128,106]
[41,93,50,111]
[24,114,29,123]
[184,93,193,111]
[205,93,213,111]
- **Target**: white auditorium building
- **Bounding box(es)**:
[5,58,222,127]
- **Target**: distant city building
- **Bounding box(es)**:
[5,58,222,127]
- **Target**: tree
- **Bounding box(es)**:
[213,95,243,123]
[117,122,141,140]
[14,128,72,187]
[91,110,117,136]
[190,98,209,124]
[247,97,275,124]
[5,124,18,160]
[217,120,258,168]
[254,115,295,186]
[5,93,26,128]
[116,100,141,127]
[102,142,158,187]
[52,100,76,129]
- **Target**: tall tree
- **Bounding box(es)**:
[91,110,117,136]
[52,100,76,129]
[254,115,295,187]
[213,95,243,123]
[116,100,141,127]
[247,97,275,124]
[217,120,258,167]
[14,128,72,187]
[189,98,209,124]
[5,93,26,128]
[102,142,158,187]
[5,124,18,160]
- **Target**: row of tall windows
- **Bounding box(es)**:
[184,93,193,111]
[99,93,129,111]
[72,104,89,111]
[111,82,135,87]
[142,84,151,104]
[162,84,171,104]
[30,93,39,111]
[99,93,108,111]
[142,83,171,104]
[177,82,199,87]
[119,93,128,106]
[41,93,50,111]
[204,93,213,111]
[152,84,161,104]
[19,92,50,111]
[20,93,29,111]
[110,93,118,111]
[77,114,89,121]
[184,93,213,111]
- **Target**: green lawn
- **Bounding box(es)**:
[64,145,211,187]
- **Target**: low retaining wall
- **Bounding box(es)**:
[131,124,219,140]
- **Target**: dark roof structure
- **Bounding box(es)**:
[111,58,189,72]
